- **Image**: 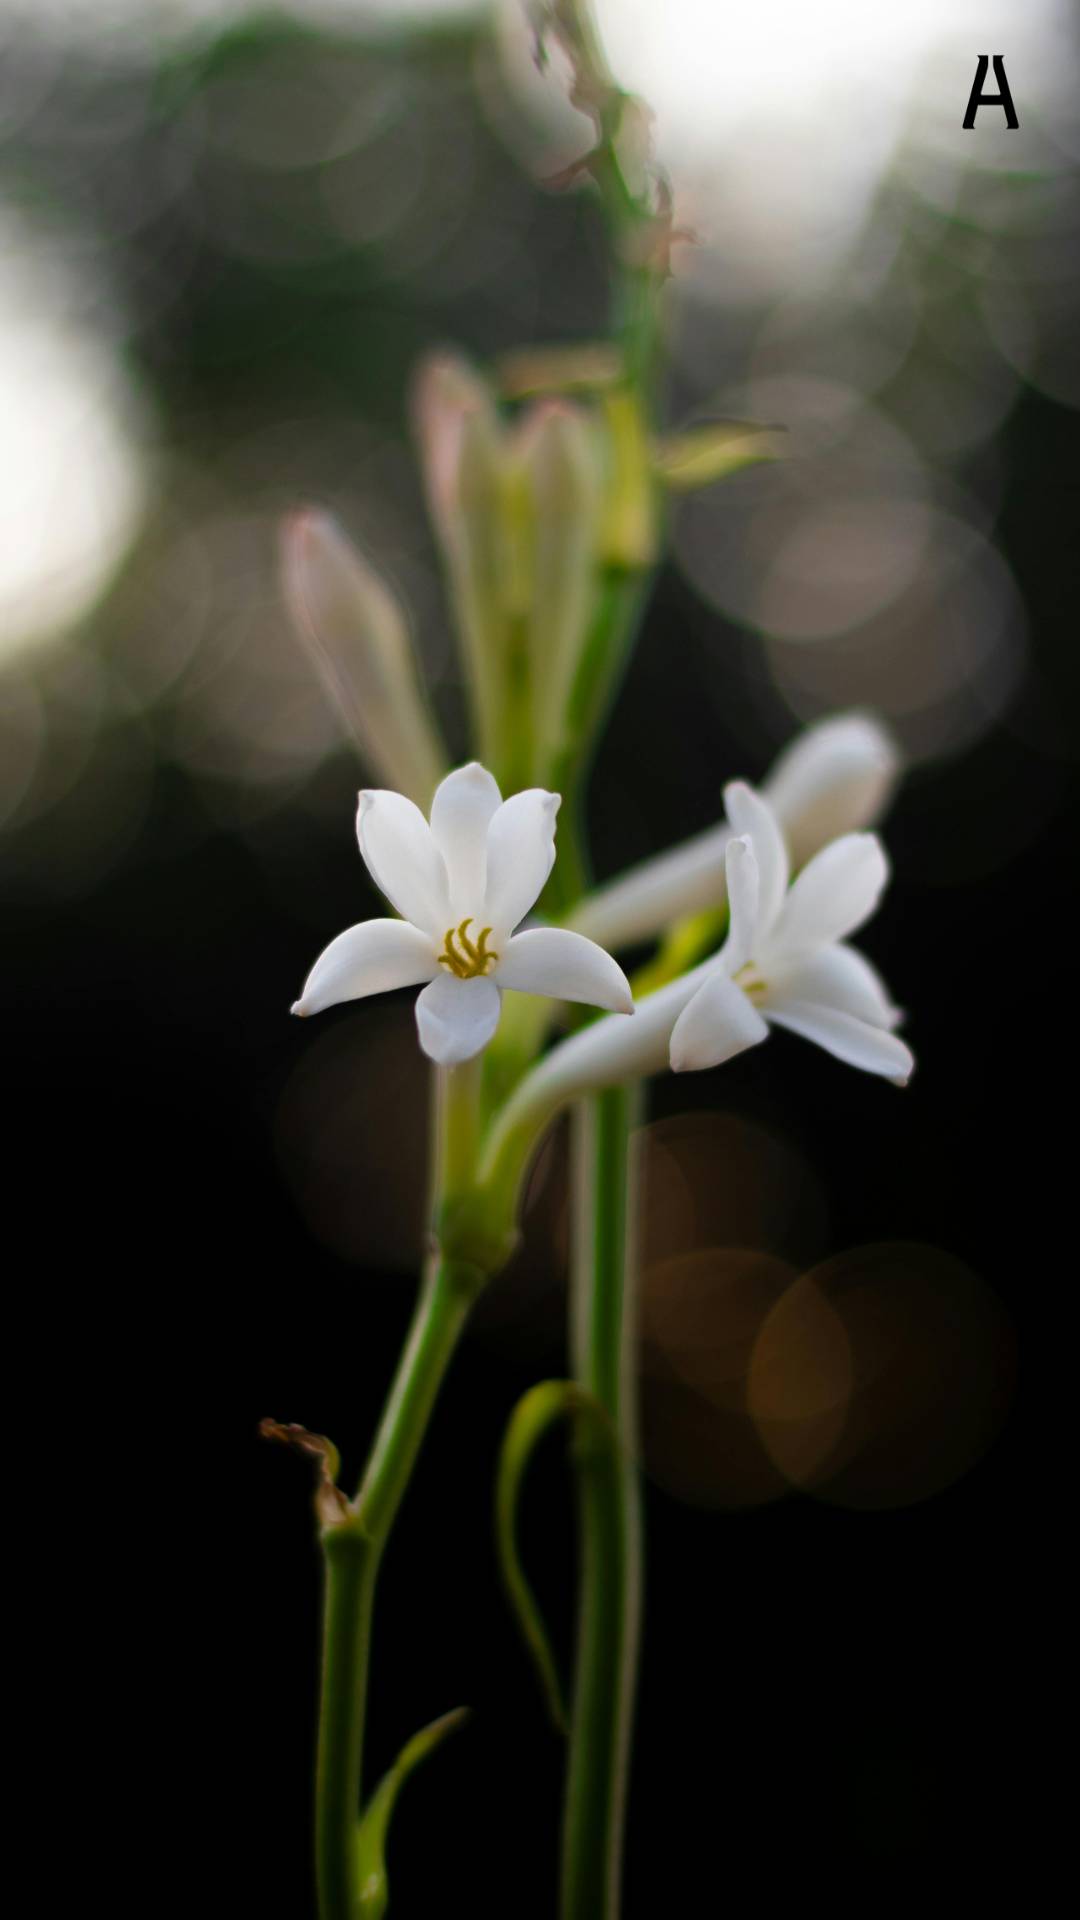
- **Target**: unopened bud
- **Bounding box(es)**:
[281,510,446,809]
[411,351,496,548]
[764,713,900,871]
[517,399,602,762]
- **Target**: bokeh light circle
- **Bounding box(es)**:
[749,1242,1016,1508]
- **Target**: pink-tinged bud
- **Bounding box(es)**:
[280,509,445,808]
[410,351,497,547]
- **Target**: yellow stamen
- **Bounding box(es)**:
[733,961,767,999]
[437,919,499,980]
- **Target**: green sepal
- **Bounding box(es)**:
[354,1707,470,1919]
[653,420,782,489]
[495,1380,615,1735]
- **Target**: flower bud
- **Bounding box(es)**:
[411,351,495,548]
[281,509,446,809]
[763,714,900,872]
[517,399,602,763]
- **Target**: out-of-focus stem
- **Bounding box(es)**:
[561,1083,643,1920]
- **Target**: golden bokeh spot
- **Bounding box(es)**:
[637,1111,829,1273]
[437,918,498,980]
[750,1243,1016,1510]
[637,1247,803,1511]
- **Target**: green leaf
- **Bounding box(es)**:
[354,1707,469,1919]
[653,420,783,490]
[494,1380,614,1735]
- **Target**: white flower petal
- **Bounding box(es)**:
[764,943,902,1031]
[766,1000,914,1084]
[497,927,633,1013]
[773,833,888,957]
[764,713,900,872]
[483,788,561,936]
[429,763,502,914]
[415,973,502,1065]
[356,789,451,936]
[292,919,438,1017]
[722,835,759,976]
[669,969,770,1073]
[723,781,789,937]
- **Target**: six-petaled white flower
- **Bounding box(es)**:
[669,782,913,1083]
[292,763,634,1065]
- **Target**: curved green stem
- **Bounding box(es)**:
[561,1083,643,1920]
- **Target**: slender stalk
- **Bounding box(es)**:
[317,1529,380,1920]
[352,1254,485,1539]
[561,1083,643,1920]
[312,1061,489,1920]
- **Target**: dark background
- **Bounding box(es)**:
[4,10,1074,1910]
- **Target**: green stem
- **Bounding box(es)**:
[352,1254,485,1540]
[313,1060,489,1920]
[317,1529,380,1920]
[561,1083,643,1920]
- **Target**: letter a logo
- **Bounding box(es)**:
[963,55,1018,128]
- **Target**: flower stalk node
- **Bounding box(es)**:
[435,1196,519,1284]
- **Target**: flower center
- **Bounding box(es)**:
[438,918,499,981]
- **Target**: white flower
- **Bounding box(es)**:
[292,763,634,1065]
[483,781,911,1175]
[668,782,913,1084]
[568,712,899,951]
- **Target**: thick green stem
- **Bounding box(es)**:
[561,1083,643,1920]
